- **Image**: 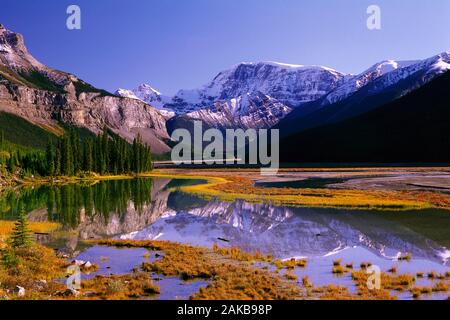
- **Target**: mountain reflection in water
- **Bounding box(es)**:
[1,177,449,266]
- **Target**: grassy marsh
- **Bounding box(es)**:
[149,169,450,211]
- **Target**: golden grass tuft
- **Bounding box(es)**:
[432,281,448,292]
[419,286,433,294]
[96,240,301,300]
[0,243,67,299]
[302,276,312,288]
[359,262,372,269]
[332,265,346,275]
[284,271,298,281]
[212,244,274,264]
[350,270,418,300]
[398,253,412,262]
[316,285,354,300]
[296,259,308,268]
[388,266,398,274]
[333,259,342,266]
[80,273,160,300]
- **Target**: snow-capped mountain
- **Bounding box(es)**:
[168,91,292,131]
[115,88,139,100]
[120,61,345,131]
[119,52,450,133]
[131,84,168,109]
[277,52,450,137]
[322,60,420,105]
[325,52,450,106]
[166,61,346,115]
[315,52,449,112]
[115,84,175,118]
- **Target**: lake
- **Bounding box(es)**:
[1,177,449,299]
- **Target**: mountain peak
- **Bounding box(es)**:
[0,24,73,87]
[115,83,175,118]
[365,59,419,75]
[235,61,305,68]
[115,88,139,99]
[229,61,342,75]
[0,24,27,55]
[136,83,162,95]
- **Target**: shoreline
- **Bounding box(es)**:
[1,238,448,300]
[1,170,449,300]
[2,167,450,211]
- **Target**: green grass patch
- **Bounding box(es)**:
[73,80,114,97]
[18,70,65,93]
[58,122,96,142]
[0,112,58,150]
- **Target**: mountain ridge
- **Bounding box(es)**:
[121,52,450,134]
[0,24,171,154]
[276,52,450,137]
[279,70,450,162]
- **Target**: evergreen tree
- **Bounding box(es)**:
[45,141,55,176]
[10,205,33,248]
[0,130,4,150]
[100,129,109,174]
[84,139,93,172]
[7,152,16,173]
[132,136,140,173]
[8,127,153,177]
[69,129,82,174]
[55,146,61,175]
[61,136,74,175]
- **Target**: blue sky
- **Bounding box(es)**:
[1,0,449,95]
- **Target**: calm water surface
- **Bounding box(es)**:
[1,177,449,299]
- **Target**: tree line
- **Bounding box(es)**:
[0,128,153,177]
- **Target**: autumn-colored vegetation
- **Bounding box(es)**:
[98,240,302,300]
[0,220,60,248]
[0,243,68,299]
[80,273,160,300]
[149,169,450,210]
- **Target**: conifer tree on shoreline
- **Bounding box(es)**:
[0,128,153,177]
[10,204,33,248]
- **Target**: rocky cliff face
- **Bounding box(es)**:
[0,24,170,153]
[167,91,292,132]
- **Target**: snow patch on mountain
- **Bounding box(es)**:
[119,52,450,131]
[322,52,450,106]
[115,88,139,100]
[116,84,175,118]
[323,60,419,105]
[164,61,347,115]
[178,91,292,130]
